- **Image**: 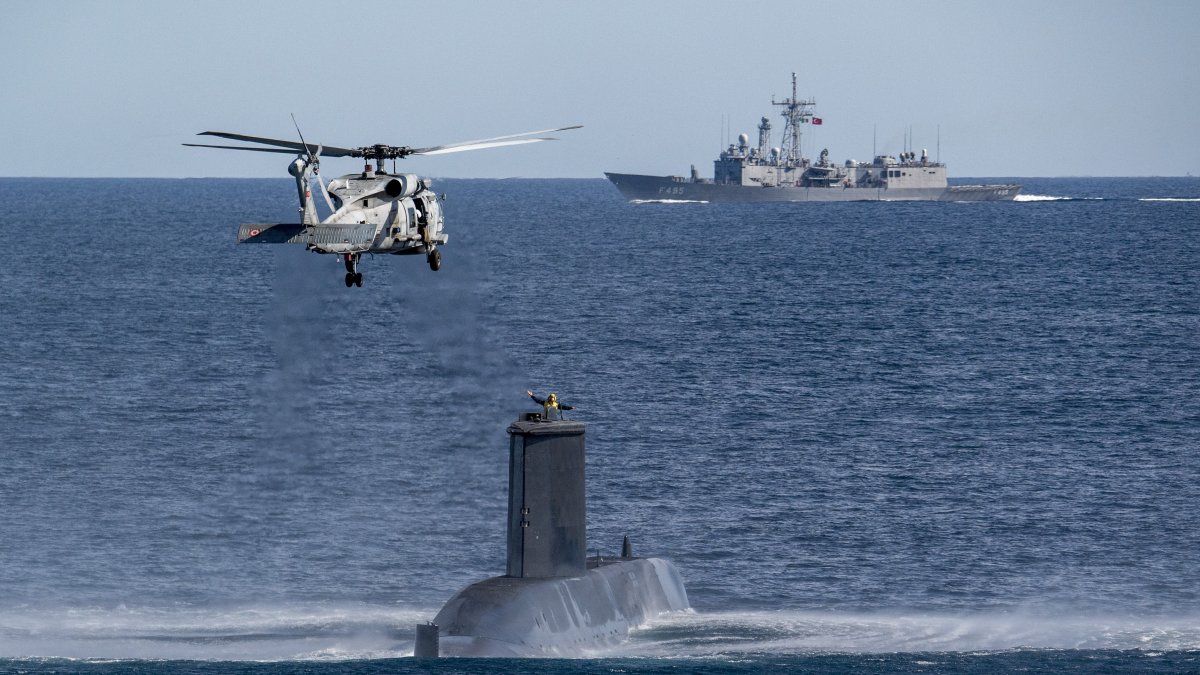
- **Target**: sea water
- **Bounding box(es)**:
[0,176,1198,673]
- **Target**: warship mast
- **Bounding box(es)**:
[772,72,816,167]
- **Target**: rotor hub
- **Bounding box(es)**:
[352,144,412,173]
[352,144,412,160]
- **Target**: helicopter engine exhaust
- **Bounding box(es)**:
[385,173,422,199]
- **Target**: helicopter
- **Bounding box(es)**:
[185,121,581,287]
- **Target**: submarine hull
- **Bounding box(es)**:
[433,557,689,657]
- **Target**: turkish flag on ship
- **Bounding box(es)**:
[812,117,823,125]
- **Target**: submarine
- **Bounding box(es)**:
[413,408,691,657]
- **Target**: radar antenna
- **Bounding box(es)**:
[772,72,816,167]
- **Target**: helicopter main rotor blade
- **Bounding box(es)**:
[412,137,559,156]
[188,124,581,160]
[409,125,582,155]
[183,142,306,154]
[195,131,357,157]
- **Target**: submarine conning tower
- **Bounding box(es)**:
[506,413,587,578]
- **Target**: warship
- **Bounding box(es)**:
[605,73,1020,202]
[413,408,690,658]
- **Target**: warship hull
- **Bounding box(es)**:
[605,172,1021,203]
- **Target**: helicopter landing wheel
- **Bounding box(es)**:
[343,253,362,287]
[427,248,441,272]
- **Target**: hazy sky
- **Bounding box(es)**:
[3,0,1197,178]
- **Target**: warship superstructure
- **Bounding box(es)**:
[414,411,690,658]
[605,73,1020,202]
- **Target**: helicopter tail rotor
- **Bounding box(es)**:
[290,114,336,215]
[291,113,316,165]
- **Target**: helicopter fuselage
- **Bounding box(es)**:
[236,164,448,285]
[314,170,446,256]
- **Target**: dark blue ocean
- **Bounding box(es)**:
[1,176,1198,673]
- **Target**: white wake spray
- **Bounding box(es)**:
[1014,194,1070,201]
[0,602,428,661]
[615,609,1200,657]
